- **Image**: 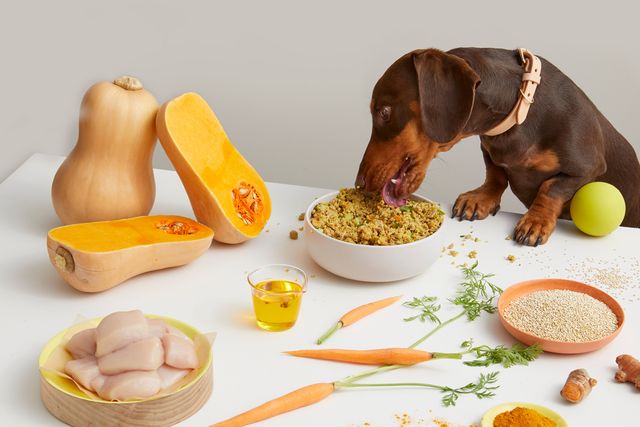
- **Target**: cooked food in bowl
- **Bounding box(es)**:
[310,188,444,245]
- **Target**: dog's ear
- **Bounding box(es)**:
[413,49,480,143]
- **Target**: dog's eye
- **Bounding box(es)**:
[377,106,391,122]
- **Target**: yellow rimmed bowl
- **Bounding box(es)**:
[39,314,213,427]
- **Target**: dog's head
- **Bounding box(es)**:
[355,49,480,205]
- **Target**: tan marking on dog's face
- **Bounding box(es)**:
[523,149,561,173]
[356,116,462,196]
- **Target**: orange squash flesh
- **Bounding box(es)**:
[47,215,214,293]
[156,93,271,244]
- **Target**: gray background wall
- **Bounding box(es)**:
[2,0,638,213]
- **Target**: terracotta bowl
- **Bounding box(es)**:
[498,278,624,354]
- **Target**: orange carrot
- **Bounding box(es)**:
[316,295,401,344]
[286,348,434,365]
[212,383,334,427]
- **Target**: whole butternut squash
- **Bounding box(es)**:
[156,93,271,244]
[52,76,159,224]
[47,215,214,292]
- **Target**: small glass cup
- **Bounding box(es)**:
[247,264,307,332]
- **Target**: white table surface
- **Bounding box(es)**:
[1,153,638,427]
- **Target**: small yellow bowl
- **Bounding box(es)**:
[481,402,567,427]
[39,315,213,427]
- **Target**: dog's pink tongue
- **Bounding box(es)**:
[382,180,408,207]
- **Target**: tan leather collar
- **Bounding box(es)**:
[484,48,542,136]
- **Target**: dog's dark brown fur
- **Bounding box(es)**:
[356,48,640,245]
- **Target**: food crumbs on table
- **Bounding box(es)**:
[505,235,512,240]
[468,250,477,259]
[504,289,618,342]
[394,413,412,426]
[447,243,454,249]
[493,406,555,427]
[460,233,482,243]
[298,226,304,231]
[298,212,305,221]
[448,250,459,257]
[289,230,298,240]
[506,254,516,263]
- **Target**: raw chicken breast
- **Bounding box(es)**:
[90,374,106,392]
[94,370,161,401]
[167,325,189,339]
[95,310,149,357]
[162,334,198,369]
[64,356,104,391]
[98,337,164,375]
[147,318,168,338]
[65,328,96,359]
[157,364,191,390]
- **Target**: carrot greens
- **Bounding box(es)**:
[461,341,543,368]
[336,371,500,407]
[403,296,441,323]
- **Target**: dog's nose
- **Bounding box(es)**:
[355,171,366,188]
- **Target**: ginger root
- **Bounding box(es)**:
[560,368,597,403]
[615,354,640,389]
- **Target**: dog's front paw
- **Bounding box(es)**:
[452,188,501,221]
[513,211,558,246]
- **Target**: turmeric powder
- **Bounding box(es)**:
[493,406,555,427]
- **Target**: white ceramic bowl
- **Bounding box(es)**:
[304,191,446,282]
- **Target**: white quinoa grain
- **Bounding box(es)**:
[503,289,618,342]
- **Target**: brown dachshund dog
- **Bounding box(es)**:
[355,48,640,246]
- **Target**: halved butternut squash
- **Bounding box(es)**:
[47,215,214,293]
[156,93,271,244]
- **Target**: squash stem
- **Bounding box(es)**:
[113,75,143,91]
[316,321,342,345]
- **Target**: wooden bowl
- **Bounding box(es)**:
[39,315,213,427]
[498,278,624,354]
[481,402,567,427]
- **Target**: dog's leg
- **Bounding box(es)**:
[452,146,507,221]
[514,174,591,246]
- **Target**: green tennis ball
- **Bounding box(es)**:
[570,182,626,236]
